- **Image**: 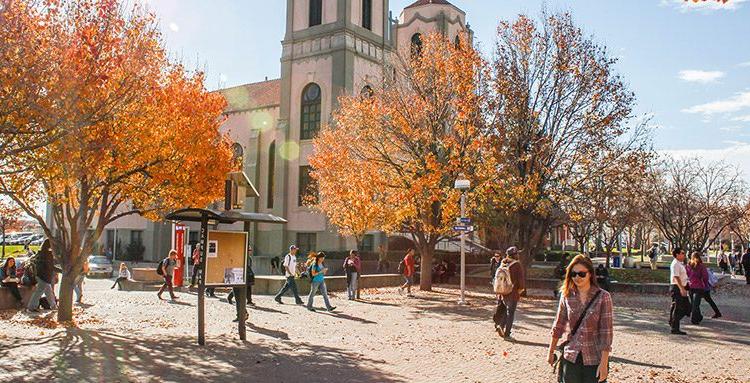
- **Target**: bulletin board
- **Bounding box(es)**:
[204,230,248,287]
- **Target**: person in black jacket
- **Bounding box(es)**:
[27,239,59,312]
[229,254,256,322]
[742,249,750,284]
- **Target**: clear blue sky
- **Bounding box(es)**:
[146,0,750,171]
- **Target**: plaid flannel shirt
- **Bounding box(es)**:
[551,286,614,366]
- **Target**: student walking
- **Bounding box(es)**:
[492,246,525,340]
[189,244,202,288]
[547,254,613,383]
[157,250,180,301]
[1,257,23,307]
[686,252,709,325]
[669,248,690,335]
[648,243,659,270]
[274,245,304,304]
[703,267,722,319]
[307,252,336,312]
[228,255,255,306]
[73,258,89,304]
[111,263,132,290]
[718,251,730,275]
[27,240,59,312]
[398,249,416,297]
[343,250,362,300]
[742,249,750,284]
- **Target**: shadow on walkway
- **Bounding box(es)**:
[0,328,405,383]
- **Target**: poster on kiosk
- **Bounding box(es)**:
[204,230,248,286]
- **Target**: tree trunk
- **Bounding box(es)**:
[418,243,434,291]
[57,271,78,322]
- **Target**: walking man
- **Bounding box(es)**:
[274,245,304,304]
[742,248,750,284]
[190,244,201,288]
[157,250,180,301]
[398,249,416,297]
[648,243,659,270]
[669,247,689,335]
[493,246,525,340]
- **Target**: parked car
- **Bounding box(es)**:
[87,255,114,277]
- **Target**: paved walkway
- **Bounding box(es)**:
[1,278,749,383]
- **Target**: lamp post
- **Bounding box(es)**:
[454,174,470,305]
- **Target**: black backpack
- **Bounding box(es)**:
[22,253,39,285]
[156,259,166,275]
[397,260,406,275]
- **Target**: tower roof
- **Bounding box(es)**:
[405,0,453,9]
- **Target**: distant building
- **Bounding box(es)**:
[47,0,474,262]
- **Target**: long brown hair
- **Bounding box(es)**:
[688,252,703,268]
[560,254,599,297]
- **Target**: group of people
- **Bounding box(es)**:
[0,240,61,312]
[669,247,729,335]
[717,248,750,283]
[273,245,339,312]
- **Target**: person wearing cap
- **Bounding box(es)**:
[494,246,525,340]
[274,245,304,305]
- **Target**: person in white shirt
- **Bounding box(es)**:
[669,247,690,335]
[111,263,132,290]
[274,245,304,305]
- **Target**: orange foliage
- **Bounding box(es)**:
[0,0,232,321]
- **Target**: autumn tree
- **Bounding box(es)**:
[311,33,497,290]
[485,11,644,266]
[0,0,233,321]
[645,158,748,252]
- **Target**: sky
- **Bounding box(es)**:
[144,0,750,175]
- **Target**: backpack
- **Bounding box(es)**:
[707,269,719,288]
[156,259,166,275]
[300,261,313,279]
[493,260,516,295]
[649,248,657,260]
[397,260,406,275]
[22,253,39,285]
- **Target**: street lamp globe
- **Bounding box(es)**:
[454,174,470,190]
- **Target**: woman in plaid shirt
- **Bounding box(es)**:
[547,255,614,383]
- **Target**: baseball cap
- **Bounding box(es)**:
[290,245,298,251]
[506,246,519,256]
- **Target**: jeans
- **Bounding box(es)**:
[27,277,57,310]
[689,288,704,324]
[559,354,602,383]
[670,285,689,331]
[191,264,201,286]
[494,296,518,336]
[703,290,721,316]
[275,276,302,303]
[346,272,358,300]
[73,276,84,303]
[111,277,127,290]
[157,275,176,299]
[307,280,332,310]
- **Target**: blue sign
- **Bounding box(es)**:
[453,225,471,232]
[460,217,472,224]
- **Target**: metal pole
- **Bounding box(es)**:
[458,192,466,305]
[112,228,117,262]
[198,215,208,346]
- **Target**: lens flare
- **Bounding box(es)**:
[251,111,273,132]
[279,141,300,161]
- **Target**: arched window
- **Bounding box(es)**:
[411,33,423,58]
[231,143,244,166]
[267,141,275,209]
[454,35,461,49]
[361,85,374,98]
[309,0,322,27]
[362,0,372,30]
[300,83,322,140]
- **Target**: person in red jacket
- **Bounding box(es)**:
[399,249,416,297]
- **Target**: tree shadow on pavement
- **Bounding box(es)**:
[0,328,406,383]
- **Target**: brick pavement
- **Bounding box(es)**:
[0,278,748,383]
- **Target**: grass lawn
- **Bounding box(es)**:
[0,245,41,258]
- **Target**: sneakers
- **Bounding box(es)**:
[670,330,687,335]
[496,325,506,338]
[398,287,404,295]
[274,297,283,304]
[712,313,722,319]
[307,307,316,312]
[327,306,337,312]
[295,300,304,305]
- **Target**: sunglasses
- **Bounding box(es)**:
[571,271,588,278]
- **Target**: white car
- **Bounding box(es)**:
[87,255,114,277]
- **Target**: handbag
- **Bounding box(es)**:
[553,290,603,381]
